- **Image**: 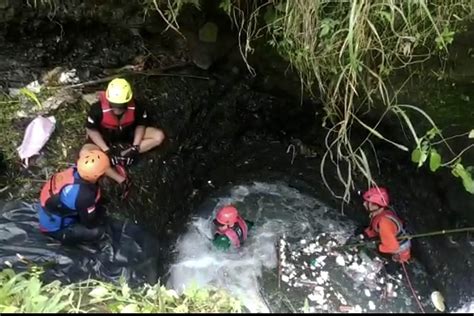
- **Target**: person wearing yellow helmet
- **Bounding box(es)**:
[38,150,110,244]
[80,78,165,198]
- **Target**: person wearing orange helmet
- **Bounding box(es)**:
[354,186,411,273]
[80,78,166,199]
[212,205,254,251]
[37,150,110,244]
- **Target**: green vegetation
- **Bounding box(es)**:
[0,267,241,313]
[148,0,474,201]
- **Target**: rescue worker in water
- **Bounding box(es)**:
[38,150,110,244]
[355,187,411,272]
[212,205,254,251]
[80,78,165,198]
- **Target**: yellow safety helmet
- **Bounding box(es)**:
[105,78,133,104]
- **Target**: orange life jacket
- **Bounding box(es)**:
[368,209,411,254]
[40,167,101,214]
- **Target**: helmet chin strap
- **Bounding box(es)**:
[368,206,384,217]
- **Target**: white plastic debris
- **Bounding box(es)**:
[336,255,346,266]
[352,305,362,313]
[300,239,307,245]
[364,289,371,297]
[335,292,347,305]
[58,69,80,84]
[320,271,330,282]
[26,80,42,93]
[281,275,289,283]
[17,116,56,167]
[369,301,375,311]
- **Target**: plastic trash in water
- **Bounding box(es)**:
[17,116,56,167]
[431,291,446,312]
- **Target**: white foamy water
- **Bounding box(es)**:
[453,300,474,313]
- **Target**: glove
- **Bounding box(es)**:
[105,147,123,166]
[119,177,132,200]
[123,145,140,166]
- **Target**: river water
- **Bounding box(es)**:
[166,181,445,313]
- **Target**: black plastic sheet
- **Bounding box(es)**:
[0,201,159,287]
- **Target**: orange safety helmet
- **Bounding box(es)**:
[77,150,110,183]
[215,205,239,226]
[362,187,390,208]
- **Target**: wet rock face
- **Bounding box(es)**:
[0,1,143,26]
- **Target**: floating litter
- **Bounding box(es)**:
[430,291,446,312]
[364,288,371,297]
[336,255,346,266]
[368,301,376,311]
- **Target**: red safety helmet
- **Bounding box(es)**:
[215,205,239,226]
[362,187,390,208]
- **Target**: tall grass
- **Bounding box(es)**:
[261,0,474,202]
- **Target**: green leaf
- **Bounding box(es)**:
[120,304,139,313]
[427,127,440,140]
[19,88,42,109]
[2,306,19,313]
[451,163,463,177]
[468,129,474,139]
[411,147,428,167]
[121,283,130,299]
[89,286,109,299]
[461,173,474,194]
[429,149,442,172]
[451,163,474,193]
[411,148,421,163]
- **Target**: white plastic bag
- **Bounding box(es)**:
[17,116,56,167]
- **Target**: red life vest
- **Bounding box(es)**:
[40,167,101,213]
[216,216,248,248]
[98,91,136,131]
[367,209,411,254]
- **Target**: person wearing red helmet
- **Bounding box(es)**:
[354,187,411,268]
[212,205,254,251]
